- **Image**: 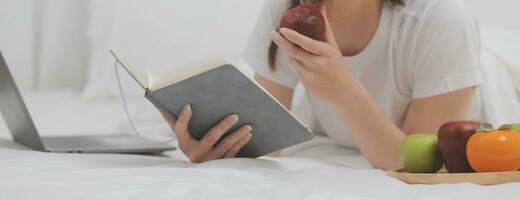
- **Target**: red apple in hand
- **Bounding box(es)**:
[280,3,326,42]
[438,121,480,173]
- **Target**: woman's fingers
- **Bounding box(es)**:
[271,30,313,61]
[213,125,252,158]
[161,112,177,130]
[174,104,193,142]
[279,28,327,55]
[288,58,312,75]
[273,28,333,73]
[165,108,255,161]
[223,132,252,159]
[201,114,239,148]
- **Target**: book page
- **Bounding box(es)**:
[110,50,150,90]
[110,51,250,96]
[150,58,234,92]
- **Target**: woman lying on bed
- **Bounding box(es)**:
[162,0,519,170]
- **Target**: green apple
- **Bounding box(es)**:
[512,123,520,133]
[400,133,444,173]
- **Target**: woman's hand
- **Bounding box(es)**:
[162,104,253,163]
[271,8,356,106]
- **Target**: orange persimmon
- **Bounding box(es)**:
[466,129,520,172]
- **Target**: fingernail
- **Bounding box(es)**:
[184,104,191,112]
[279,28,289,34]
[247,133,253,138]
[245,125,253,132]
[230,114,239,122]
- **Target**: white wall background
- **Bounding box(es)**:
[82,0,265,100]
[0,0,91,91]
[0,0,37,90]
[0,0,265,95]
[0,0,519,96]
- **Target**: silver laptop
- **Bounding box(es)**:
[0,51,176,153]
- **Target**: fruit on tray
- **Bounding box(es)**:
[280,2,326,41]
[437,121,480,173]
[466,124,520,172]
[512,123,520,133]
[400,133,444,173]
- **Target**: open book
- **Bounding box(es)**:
[109,50,313,158]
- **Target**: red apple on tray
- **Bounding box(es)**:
[437,121,480,173]
[280,1,326,41]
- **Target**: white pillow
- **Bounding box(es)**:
[82,0,265,101]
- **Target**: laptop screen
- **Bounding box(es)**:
[0,51,45,150]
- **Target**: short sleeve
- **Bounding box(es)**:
[242,0,298,89]
[411,1,484,99]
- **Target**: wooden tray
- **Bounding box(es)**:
[387,169,520,185]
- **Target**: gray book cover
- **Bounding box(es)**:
[145,64,313,158]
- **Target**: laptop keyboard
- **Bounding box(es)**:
[42,136,119,150]
[41,135,166,151]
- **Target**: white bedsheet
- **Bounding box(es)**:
[1,91,519,200]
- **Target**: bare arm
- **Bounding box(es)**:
[255,74,294,157]
[403,88,475,134]
[335,85,475,170]
[271,22,476,169]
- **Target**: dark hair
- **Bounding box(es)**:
[268,0,404,70]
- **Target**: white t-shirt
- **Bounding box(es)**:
[244,0,519,147]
